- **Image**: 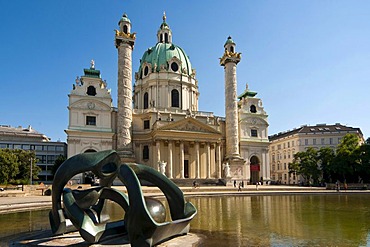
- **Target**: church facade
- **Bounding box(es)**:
[65,13,270,184]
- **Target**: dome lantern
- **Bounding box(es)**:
[118,13,131,34]
[157,12,172,44]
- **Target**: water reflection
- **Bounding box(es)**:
[1,194,370,246]
[189,194,370,246]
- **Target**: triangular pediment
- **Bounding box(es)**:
[157,117,221,134]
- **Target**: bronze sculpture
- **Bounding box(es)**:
[49,150,197,246]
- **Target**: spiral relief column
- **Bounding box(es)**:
[220,36,245,181]
[220,36,242,160]
[115,14,136,160]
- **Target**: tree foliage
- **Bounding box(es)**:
[0,149,40,184]
[289,147,321,184]
[289,133,370,184]
[51,155,66,177]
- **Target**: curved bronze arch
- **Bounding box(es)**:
[49,150,197,246]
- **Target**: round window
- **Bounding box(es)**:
[171,62,179,72]
[144,66,149,76]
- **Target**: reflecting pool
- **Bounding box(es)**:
[1,194,370,246]
[189,194,370,246]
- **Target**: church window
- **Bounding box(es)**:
[230,46,234,53]
[250,105,257,113]
[171,89,180,107]
[144,120,150,129]
[143,145,149,160]
[86,116,96,126]
[87,86,97,96]
[144,92,149,109]
[171,62,179,72]
[165,33,169,43]
[123,25,128,34]
[251,129,258,137]
[144,66,149,76]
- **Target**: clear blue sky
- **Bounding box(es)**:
[1,1,370,142]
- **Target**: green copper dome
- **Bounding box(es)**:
[118,13,130,24]
[138,42,192,77]
[224,36,235,46]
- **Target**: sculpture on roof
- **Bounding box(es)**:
[49,150,197,246]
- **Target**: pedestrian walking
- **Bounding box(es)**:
[238,182,242,192]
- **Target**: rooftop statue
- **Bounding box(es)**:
[49,150,197,246]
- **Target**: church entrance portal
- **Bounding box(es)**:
[250,156,260,184]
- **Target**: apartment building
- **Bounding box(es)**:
[269,123,364,184]
[0,125,67,184]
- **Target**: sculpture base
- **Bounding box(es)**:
[11,230,203,246]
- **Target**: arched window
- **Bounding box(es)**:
[87,86,96,96]
[250,105,257,113]
[171,62,178,72]
[144,66,149,76]
[165,33,169,43]
[171,89,179,107]
[230,46,234,53]
[250,156,260,165]
[144,92,149,109]
[123,25,128,34]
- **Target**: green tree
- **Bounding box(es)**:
[51,155,66,178]
[11,149,40,184]
[318,147,335,183]
[0,149,19,184]
[358,140,370,182]
[0,149,40,184]
[333,134,361,182]
[289,147,321,185]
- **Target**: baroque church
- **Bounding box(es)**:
[65,13,270,184]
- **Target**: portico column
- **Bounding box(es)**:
[180,142,184,179]
[216,143,221,178]
[195,142,200,179]
[206,142,211,178]
[168,141,173,178]
[156,141,160,162]
[264,149,271,182]
[139,144,143,162]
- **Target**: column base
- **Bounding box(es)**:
[117,148,135,163]
[226,156,246,181]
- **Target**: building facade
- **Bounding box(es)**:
[0,125,67,184]
[66,13,270,184]
[269,123,364,185]
[238,84,270,184]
